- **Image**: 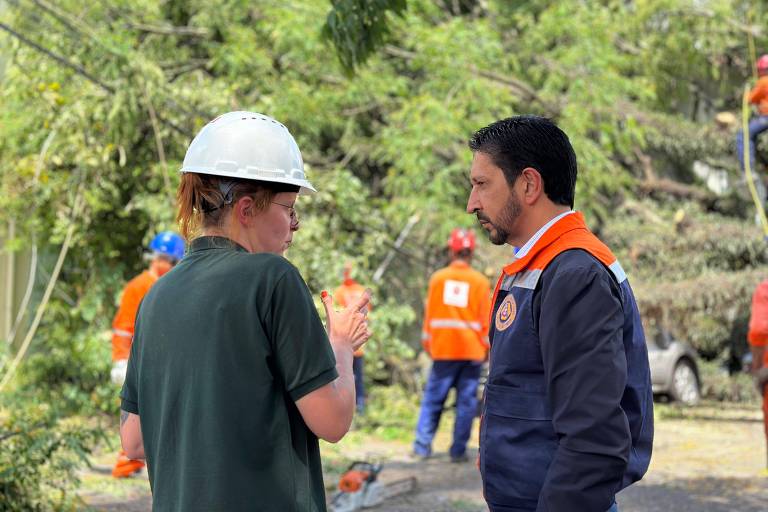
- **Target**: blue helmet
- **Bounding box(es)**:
[148,231,185,261]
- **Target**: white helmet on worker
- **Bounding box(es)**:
[180,111,316,193]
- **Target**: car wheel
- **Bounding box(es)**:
[670,359,700,405]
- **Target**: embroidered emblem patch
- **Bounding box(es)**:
[495,294,517,332]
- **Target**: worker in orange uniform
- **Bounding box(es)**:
[111,231,184,478]
[334,263,370,413]
[737,55,768,177]
[412,229,491,462]
[748,277,768,469]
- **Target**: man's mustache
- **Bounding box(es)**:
[475,210,491,223]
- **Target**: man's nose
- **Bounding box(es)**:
[466,188,480,214]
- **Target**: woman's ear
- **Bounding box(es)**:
[234,196,255,225]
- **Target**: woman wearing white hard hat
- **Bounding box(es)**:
[118,112,371,511]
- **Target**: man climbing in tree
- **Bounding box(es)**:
[736,55,768,179]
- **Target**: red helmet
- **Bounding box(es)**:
[448,228,476,252]
[758,55,768,72]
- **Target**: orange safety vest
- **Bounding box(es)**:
[748,279,768,366]
[749,76,768,116]
[111,270,157,361]
[334,279,370,357]
[421,260,491,361]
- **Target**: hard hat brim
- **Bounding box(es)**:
[180,166,316,194]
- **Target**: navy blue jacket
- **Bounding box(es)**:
[480,213,653,512]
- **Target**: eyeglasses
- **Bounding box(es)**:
[271,201,299,227]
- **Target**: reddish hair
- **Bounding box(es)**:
[176,173,298,240]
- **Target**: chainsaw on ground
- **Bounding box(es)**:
[329,461,418,512]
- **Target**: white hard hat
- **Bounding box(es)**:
[180,111,316,193]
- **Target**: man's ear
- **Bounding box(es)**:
[234,196,255,225]
[520,167,543,205]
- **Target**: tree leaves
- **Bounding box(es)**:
[323,0,407,73]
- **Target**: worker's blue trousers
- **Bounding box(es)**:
[737,115,768,173]
[413,360,482,458]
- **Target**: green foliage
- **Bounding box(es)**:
[353,384,420,441]
[604,203,767,361]
[0,401,104,511]
[697,361,759,403]
[324,0,407,73]
[18,305,116,416]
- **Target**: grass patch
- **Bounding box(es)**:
[353,385,420,442]
[655,400,762,422]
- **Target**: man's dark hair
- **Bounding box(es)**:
[468,115,577,208]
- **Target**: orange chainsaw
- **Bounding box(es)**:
[329,461,417,512]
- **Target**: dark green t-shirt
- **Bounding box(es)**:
[121,236,338,512]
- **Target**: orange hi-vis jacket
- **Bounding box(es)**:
[749,76,768,116]
[334,278,369,357]
[748,279,768,366]
[421,260,491,361]
[111,270,157,361]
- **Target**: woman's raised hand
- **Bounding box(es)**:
[321,290,372,352]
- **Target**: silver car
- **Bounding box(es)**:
[647,328,701,405]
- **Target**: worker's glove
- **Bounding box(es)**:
[111,359,128,385]
[753,367,768,396]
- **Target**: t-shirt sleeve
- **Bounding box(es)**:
[271,266,338,402]
[120,308,142,414]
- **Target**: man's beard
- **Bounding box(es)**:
[475,195,521,246]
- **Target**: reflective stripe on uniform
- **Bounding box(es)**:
[609,260,627,284]
[113,328,133,338]
[512,269,542,290]
[429,318,483,331]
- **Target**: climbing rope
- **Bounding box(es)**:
[741,6,768,238]
[741,86,768,238]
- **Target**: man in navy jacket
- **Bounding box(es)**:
[466,116,653,512]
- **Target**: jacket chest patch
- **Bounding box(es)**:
[495,294,517,331]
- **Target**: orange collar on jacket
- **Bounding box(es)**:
[502,212,590,276]
[489,211,620,331]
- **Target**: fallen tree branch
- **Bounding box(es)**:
[125,22,210,37]
[382,44,560,116]
[638,177,714,202]
[0,21,114,93]
[143,88,174,201]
